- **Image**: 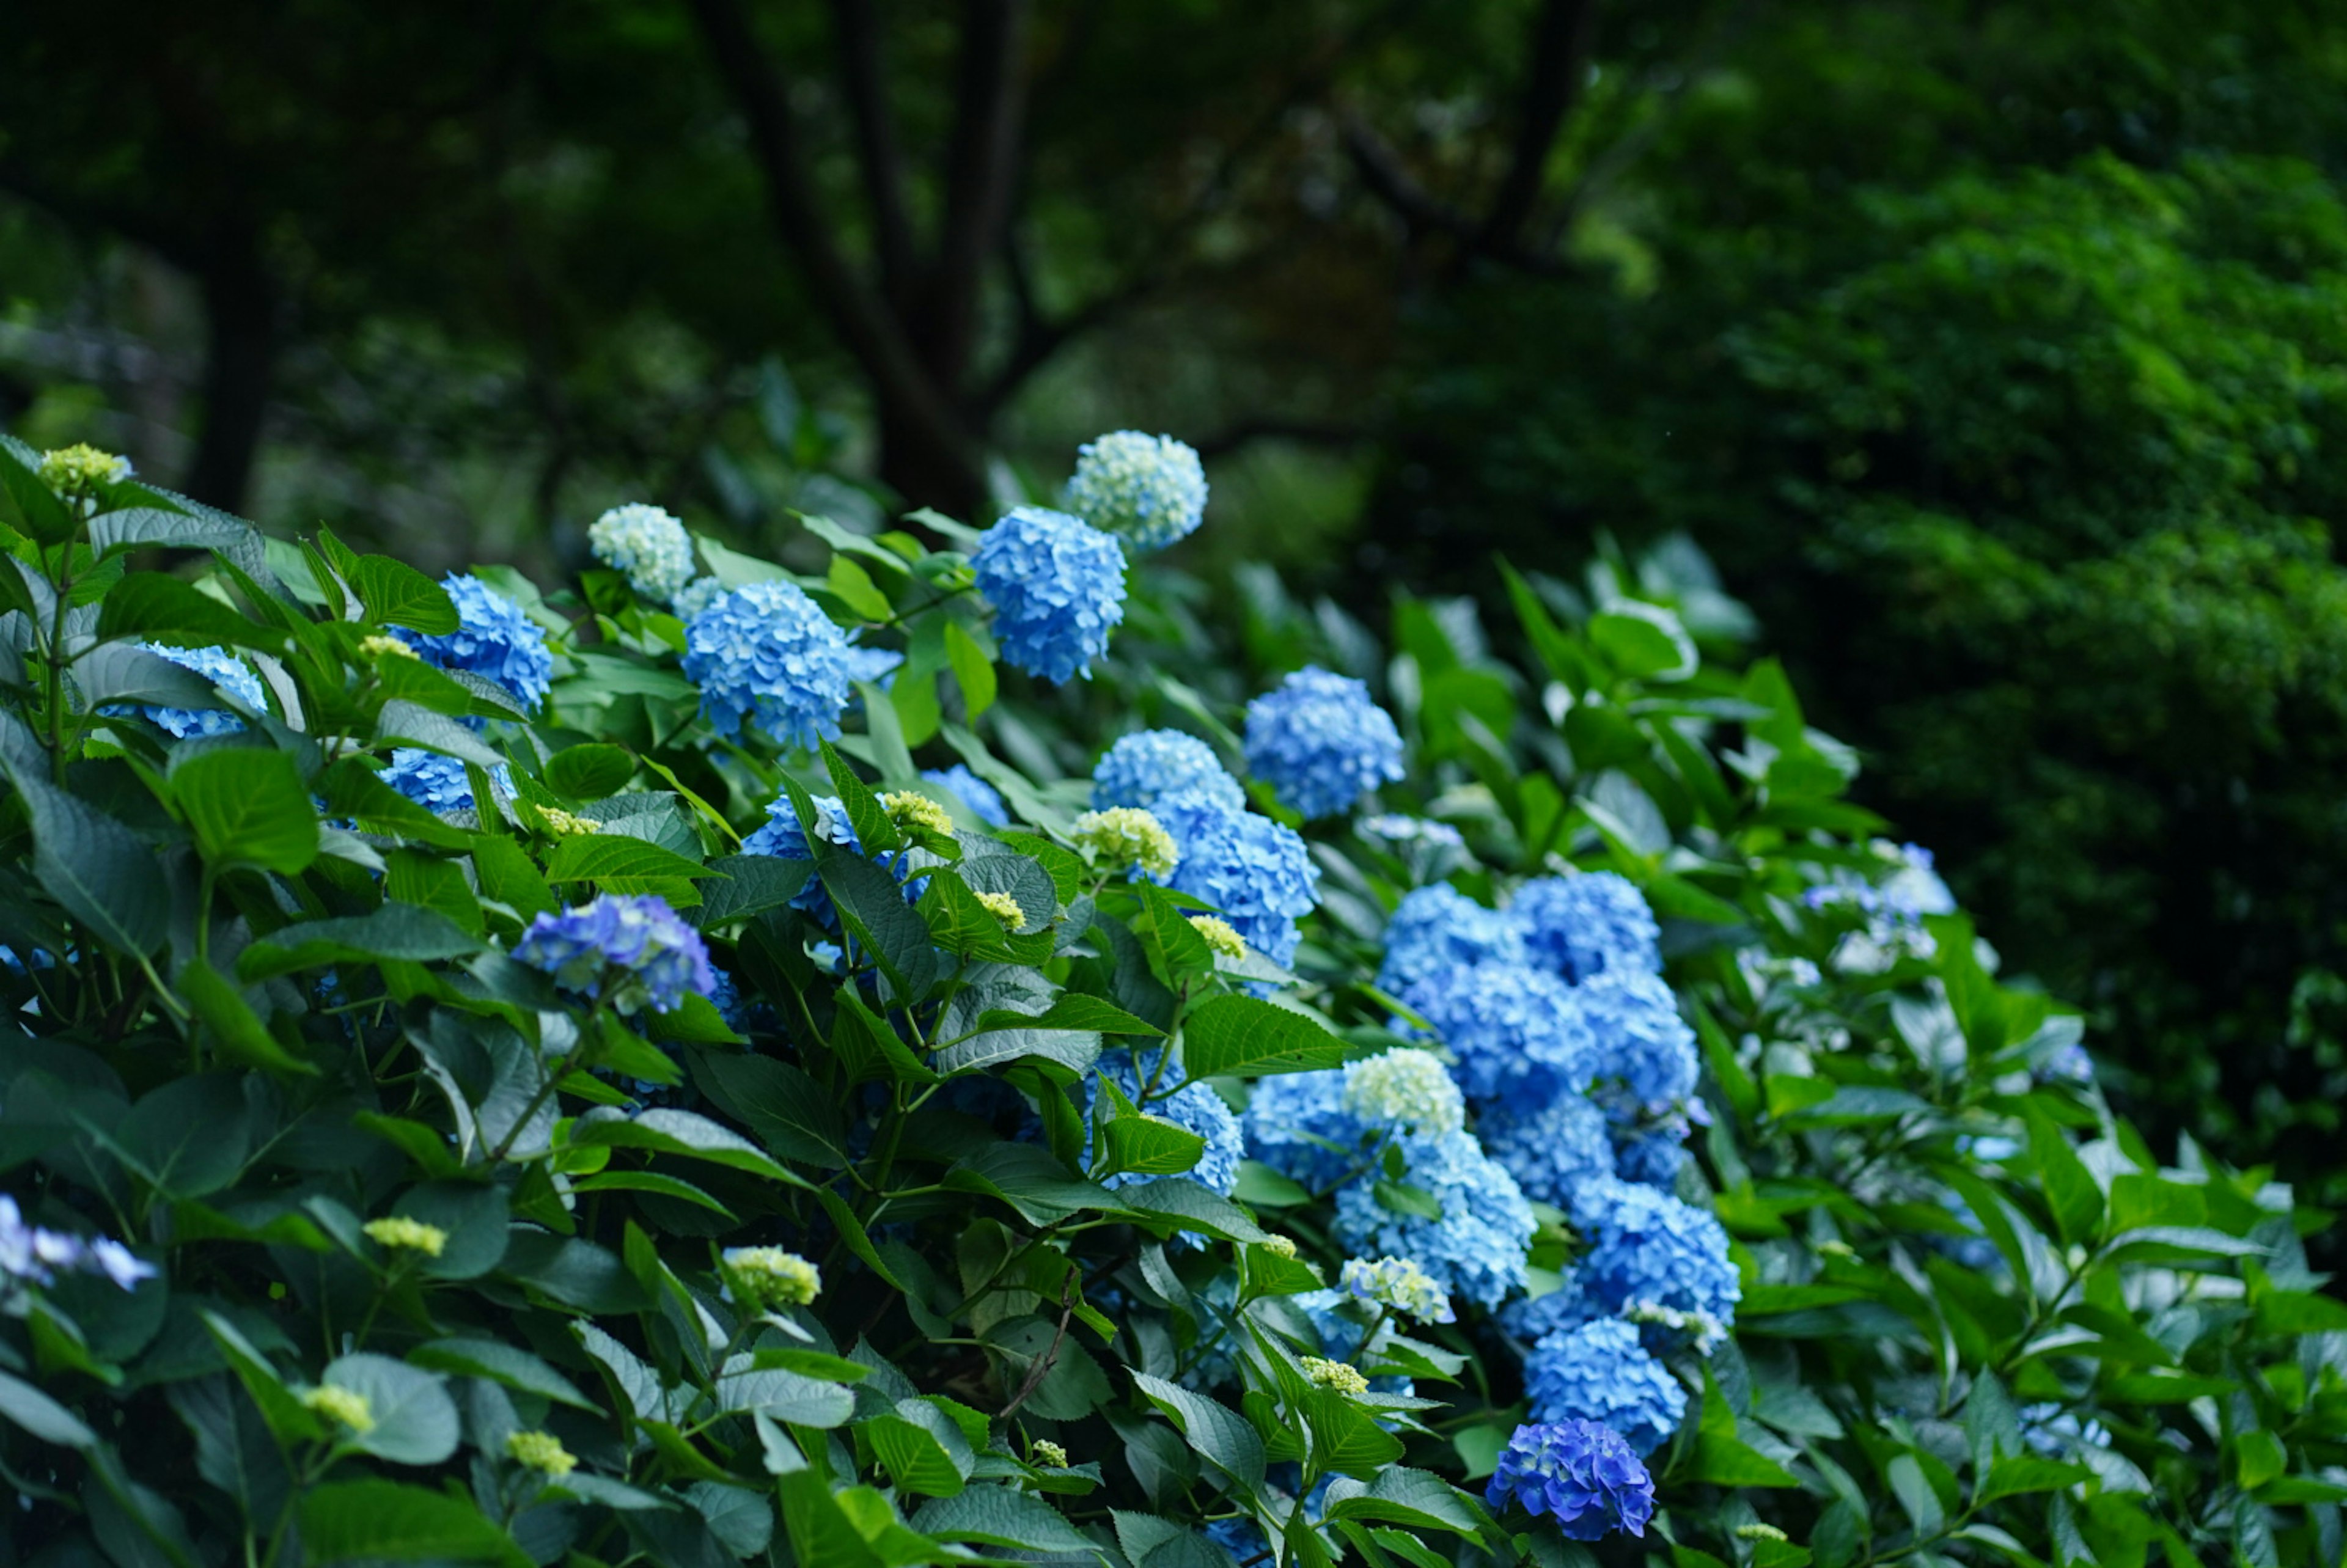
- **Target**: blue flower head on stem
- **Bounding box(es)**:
[1091,729,1245,814]
[512,893,716,1015]
[681,579,854,749]
[1243,667,1405,820]
[1485,1420,1655,1541]
[1148,788,1320,970]
[1511,872,1662,984]
[395,573,554,711]
[117,643,266,738]
[1523,1318,1686,1456]
[971,506,1126,684]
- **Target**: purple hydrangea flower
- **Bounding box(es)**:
[1485,1420,1655,1540]
[512,893,716,1014]
[1243,667,1405,820]
[970,506,1126,684]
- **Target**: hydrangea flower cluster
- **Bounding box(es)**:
[1148,788,1320,969]
[1408,963,1597,1106]
[507,1430,578,1478]
[1578,969,1700,1107]
[511,893,716,1014]
[1071,807,1179,878]
[396,574,554,710]
[121,643,265,738]
[1243,667,1405,820]
[1523,1318,1686,1456]
[1061,430,1208,551]
[1340,1048,1465,1135]
[1332,1129,1533,1310]
[1376,883,1528,995]
[1512,872,1662,983]
[1087,1055,1244,1197]
[1480,1096,1617,1208]
[1340,1255,1455,1324]
[0,1196,153,1293]
[722,1247,822,1310]
[39,443,133,495]
[672,577,727,621]
[1485,1420,1655,1541]
[969,506,1126,684]
[681,579,855,749]
[1091,729,1246,813]
[589,502,698,602]
[1189,915,1246,961]
[922,764,1008,827]
[380,749,514,814]
[1565,1178,1742,1347]
[1242,1070,1364,1193]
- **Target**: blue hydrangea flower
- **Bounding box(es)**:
[843,640,905,687]
[1524,1319,1686,1456]
[512,892,716,1014]
[1512,873,1662,983]
[672,577,726,621]
[1570,1179,1741,1341]
[743,791,860,926]
[120,643,266,738]
[2038,1040,2095,1086]
[0,1195,154,1291]
[970,506,1126,684]
[1150,789,1320,969]
[1485,1420,1655,1541]
[1062,430,1208,551]
[1376,884,1527,996]
[1611,1116,1692,1189]
[1579,969,1699,1107]
[1243,1069,1366,1193]
[1243,667,1405,821]
[397,574,554,710]
[380,748,513,814]
[1400,962,1598,1108]
[682,579,854,749]
[923,764,1008,827]
[1091,729,1245,813]
[589,503,699,601]
[1087,1054,1243,1198]
[1482,1094,1618,1209]
[1332,1129,1533,1310]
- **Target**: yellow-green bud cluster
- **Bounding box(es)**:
[722,1247,822,1310]
[39,444,131,494]
[1030,1439,1069,1468]
[1189,915,1246,961]
[975,890,1027,928]
[359,634,421,661]
[1735,1525,1790,1543]
[1301,1357,1369,1397]
[1260,1234,1297,1259]
[301,1385,376,1433]
[362,1217,449,1257]
[881,791,955,837]
[538,807,603,837]
[507,1429,579,1478]
[1071,807,1178,877]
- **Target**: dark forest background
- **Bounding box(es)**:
[7,0,2347,1211]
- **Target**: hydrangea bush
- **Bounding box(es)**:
[0,431,2336,1568]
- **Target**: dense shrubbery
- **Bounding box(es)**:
[0,433,2340,1568]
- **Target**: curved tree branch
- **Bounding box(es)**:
[828,0,917,306]
[928,0,1031,386]
[1473,0,1599,257]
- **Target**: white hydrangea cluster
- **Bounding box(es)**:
[1341,1047,1464,1135]
[1339,1255,1456,1325]
[589,502,699,602]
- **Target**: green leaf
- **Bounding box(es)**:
[689,1053,851,1168]
[319,1354,460,1465]
[713,1366,856,1427]
[2025,1104,2104,1248]
[568,1107,807,1187]
[1307,1388,1406,1479]
[1373,1179,1444,1221]
[812,836,936,1001]
[348,557,459,634]
[545,742,635,800]
[910,1486,1100,1554]
[3,764,167,956]
[1100,1113,1209,1180]
[943,1143,1118,1226]
[179,960,317,1077]
[97,572,291,654]
[543,833,716,905]
[1323,1467,1482,1535]
[0,438,78,542]
[406,1339,600,1412]
[1181,993,1355,1079]
[691,853,815,926]
[172,749,318,872]
[238,903,483,980]
[864,1401,974,1497]
[201,1311,324,1449]
[119,1075,251,1198]
[1130,1373,1266,1496]
[1118,1178,1269,1244]
[0,1366,97,1448]
[944,618,996,718]
[374,699,509,770]
[298,1479,530,1566]
[821,739,901,854]
[1977,1455,2095,1507]
[826,554,894,620]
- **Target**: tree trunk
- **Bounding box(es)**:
[878,396,989,523]
[181,243,276,514]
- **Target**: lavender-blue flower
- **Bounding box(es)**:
[396,573,554,710]
[1485,1420,1655,1541]
[682,579,854,749]
[1090,729,1245,814]
[1332,1128,1533,1310]
[1511,872,1661,983]
[1150,788,1320,969]
[1524,1318,1686,1456]
[512,893,716,1014]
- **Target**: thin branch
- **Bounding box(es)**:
[928,0,1032,386]
[1340,111,1477,241]
[683,0,977,486]
[1473,0,1600,257]
[827,0,917,304]
[999,1276,1074,1419]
